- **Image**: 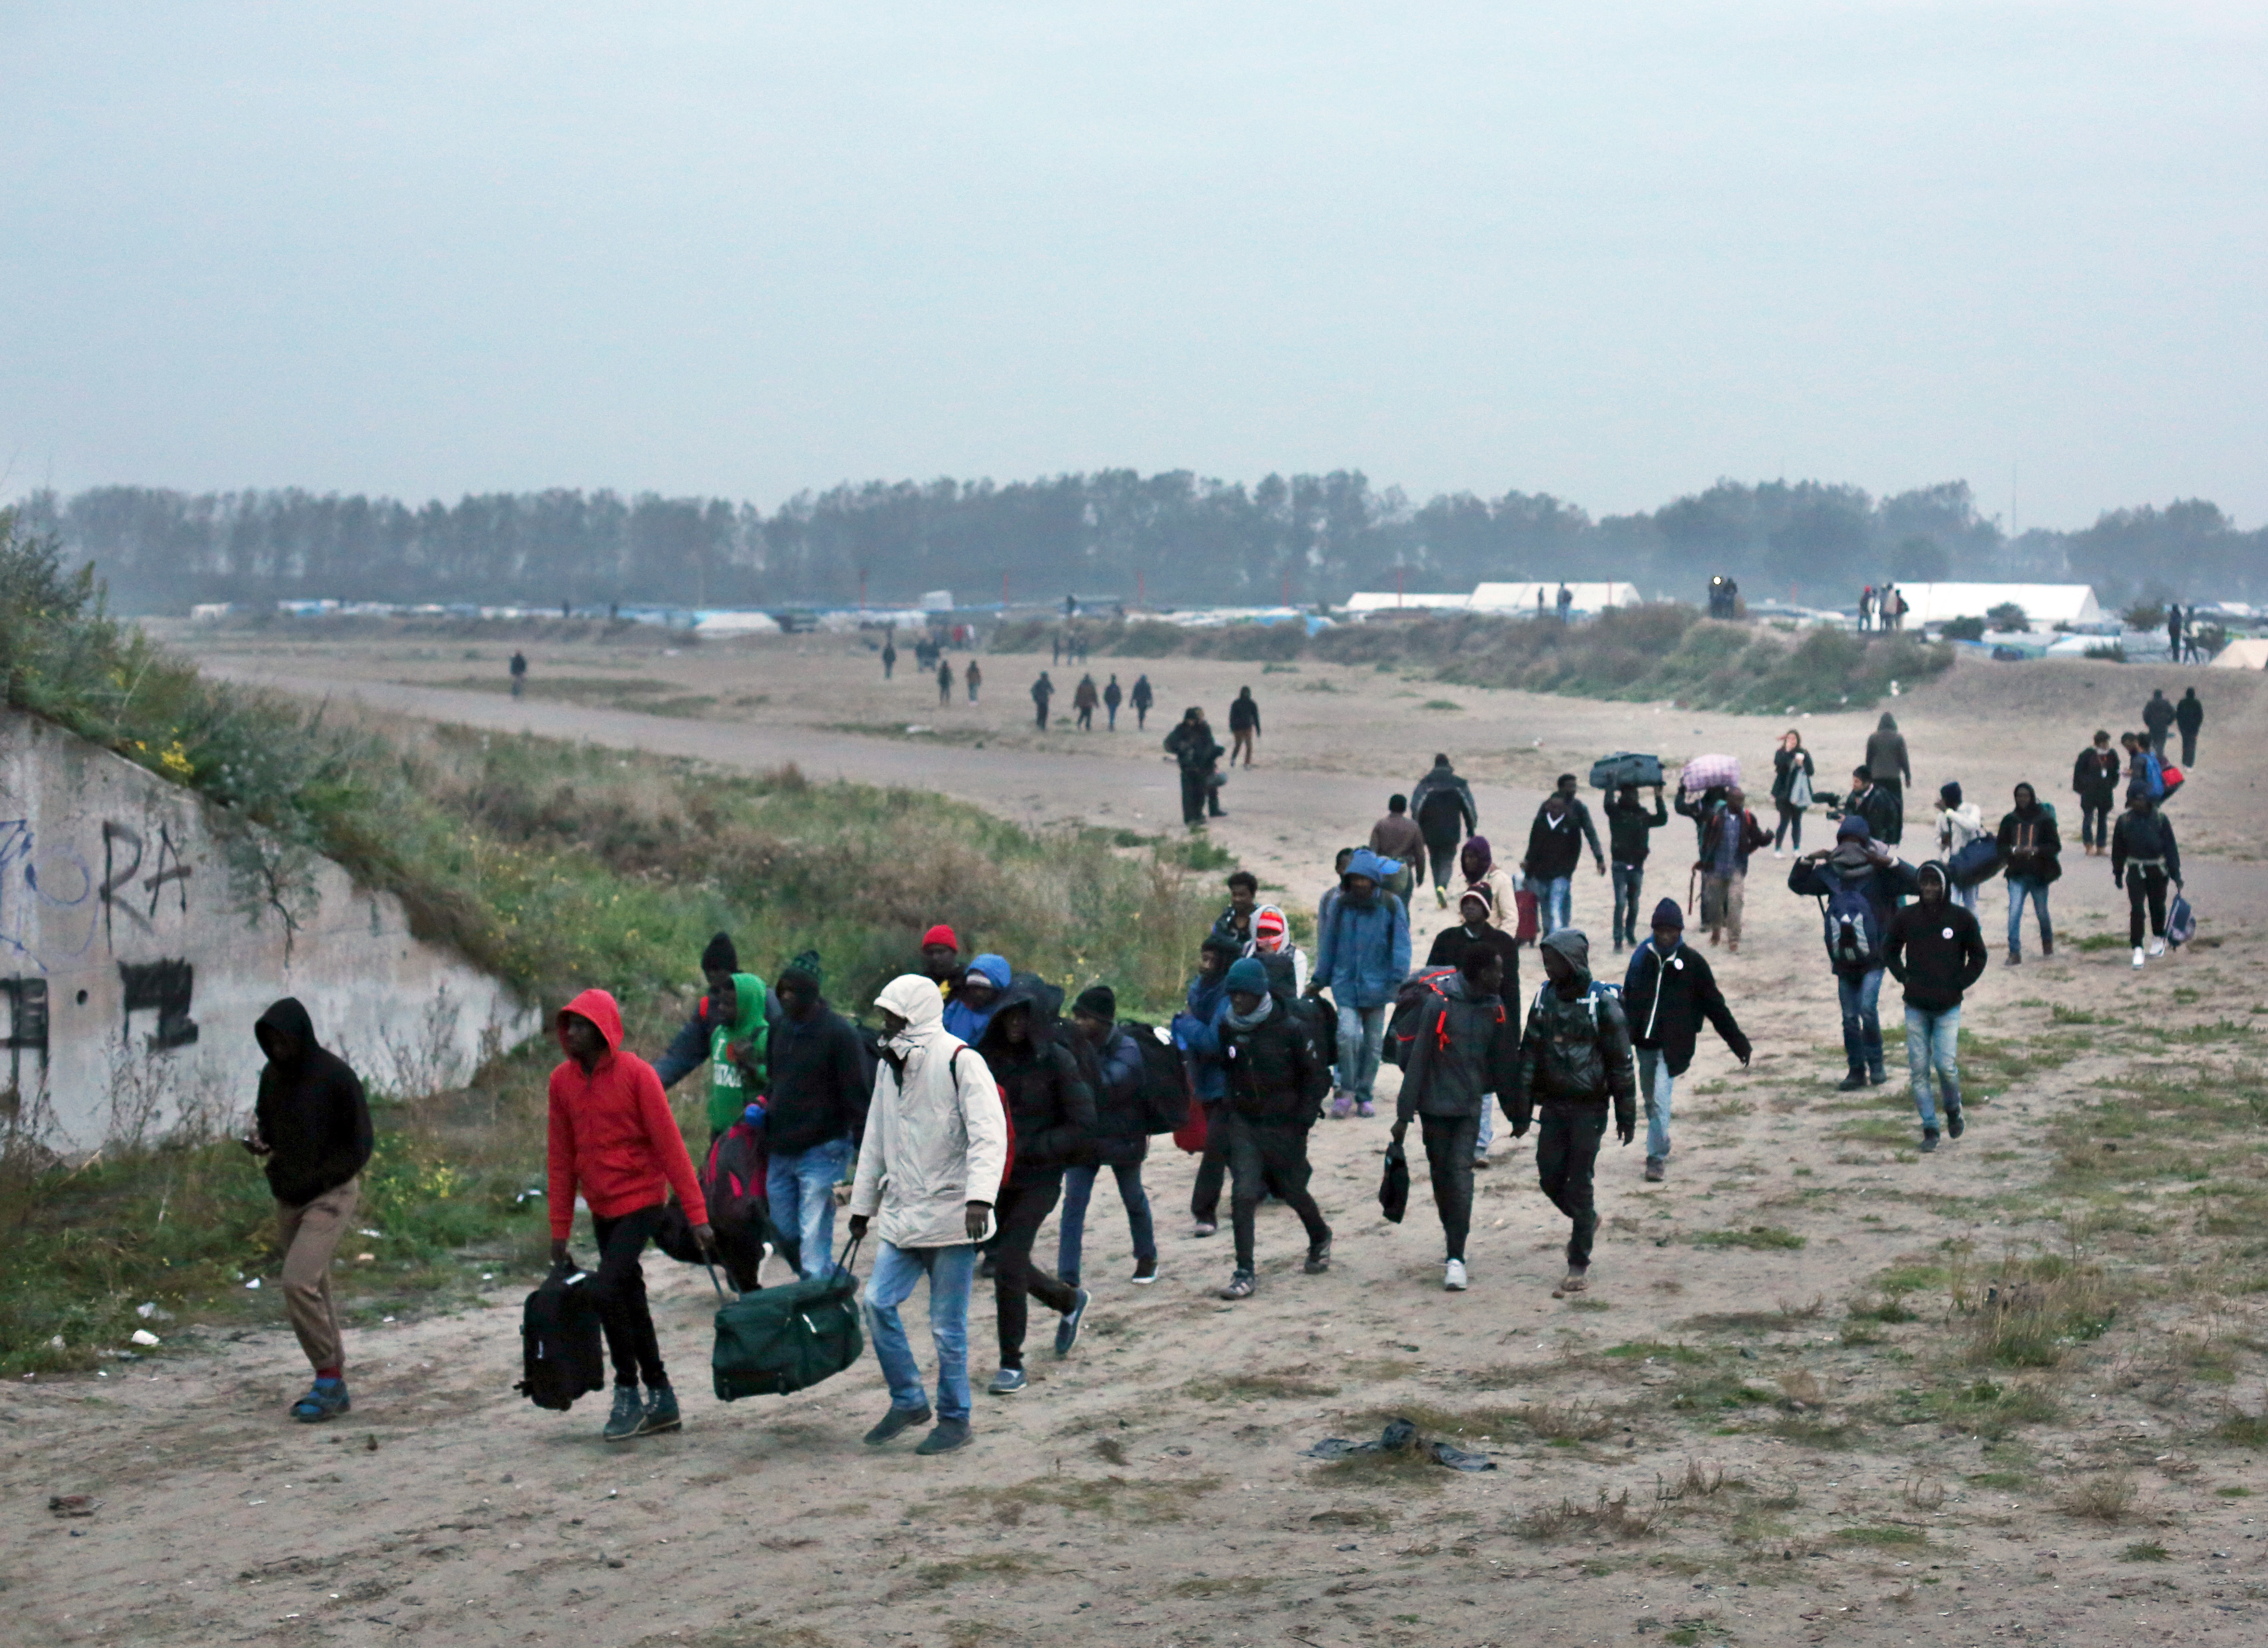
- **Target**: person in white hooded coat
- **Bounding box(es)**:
[849,975,1010,1456]
[1932,782,1986,913]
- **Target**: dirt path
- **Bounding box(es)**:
[5,628,2263,1647]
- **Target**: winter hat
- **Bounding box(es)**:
[1836,815,1871,841]
[1223,958,1269,995]
[1252,906,1289,951]
[1074,985,1117,1020]
[1458,885,1493,914]
[782,950,824,987]
[921,924,959,950]
[1200,931,1243,961]
[700,931,739,974]
[1939,781,1962,806]
[1650,897,1684,930]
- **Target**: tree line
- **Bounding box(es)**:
[14,474,2263,614]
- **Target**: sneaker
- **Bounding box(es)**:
[1946,1104,1965,1139]
[915,1418,972,1455]
[1472,1151,1491,1169]
[639,1386,681,1435]
[1919,1129,1940,1153]
[2041,937,2054,958]
[1837,1072,1868,1092]
[1132,1257,1159,1285]
[1188,1221,1216,1239]
[1643,1157,1666,1183]
[1304,1239,1333,1275]
[1354,1101,1375,1119]
[2007,949,2022,967]
[1054,1287,1092,1357]
[1867,1069,1888,1087]
[863,1404,932,1446]
[2148,937,2166,958]
[987,1367,1027,1396]
[1329,1092,1354,1120]
[2132,947,2146,969]
[1559,1265,1589,1294]
[290,1378,351,1423]
[1435,884,1449,908]
[602,1385,643,1442]
[1443,1258,1468,1292]
[1219,1270,1256,1300]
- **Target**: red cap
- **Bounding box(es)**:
[922,924,958,950]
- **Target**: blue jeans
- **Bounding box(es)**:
[1636,1047,1675,1161]
[1057,1161,1157,1281]
[863,1240,976,1423]
[1610,862,1645,947]
[1837,967,1885,1078]
[2007,876,2052,956]
[1475,1099,1495,1156]
[1536,875,1573,937]
[1335,1002,1387,1103]
[1903,1004,1961,1132]
[767,1135,854,1277]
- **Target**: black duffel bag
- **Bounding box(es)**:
[710,1235,865,1401]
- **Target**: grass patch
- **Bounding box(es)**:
[2121,1541,2170,1562]
[1604,1341,1711,1365]
[2057,1472,2138,1524]
[1833,1524,1928,1547]
[1691,1226,1807,1251]
[913,1553,1033,1590]
[1185,1371,1340,1402]
[1421,698,1463,711]
[2215,1413,2268,1447]
[965,1473,1221,1527]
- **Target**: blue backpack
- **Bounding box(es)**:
[1820,872,1884,970]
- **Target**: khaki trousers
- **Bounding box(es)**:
[1702,869,1746,943]
[277,1176,359,1373]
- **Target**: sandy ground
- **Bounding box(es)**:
[6,622,2266,1648]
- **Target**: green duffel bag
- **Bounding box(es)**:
[709,1236,865,1401]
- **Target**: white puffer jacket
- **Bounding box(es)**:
[850,975,1009,1249]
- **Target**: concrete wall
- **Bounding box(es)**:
[0,710,536,1150]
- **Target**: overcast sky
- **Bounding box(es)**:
[4,3,2262,528]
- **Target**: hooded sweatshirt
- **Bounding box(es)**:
[1865,713,1911,786]
[1621,934,1748,1077]
[1459,837,1519,932]
[1311,847,1412,1008]
[1788,831,1917,976]
[850,975,1010,1248]
[1411,759,1478,839]
[940,953,1012,1043]
[1394,968,1521,1124]
[706,970,769,1136]
[546,988,706,1239]
[253,998,372,1207]
[1509,930,1636,1133]
[975,974,1097,1177]
[1882,864,1989,1010]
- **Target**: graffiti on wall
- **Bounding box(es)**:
[1,975,49,1089]
[120,959,198,1051]
[0,812,195,970]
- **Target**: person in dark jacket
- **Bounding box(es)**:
[1620,901,1749,1182]
[764,952,871,1276]
[1102,674,1122,730]
[1166,707,1226,824]
[1031,671,1054,730]
[1227,686,1261,766]
[1058,987,1159,1287]
[1996,782,2060,964]
[1770,730,1816,855]
[1368,793,1427,902]
[1508,930,1634,1293]
[1522,775,1606,938]
[975,977,1096,1392]
[1837,766,1903,846]
[1210,869,1260,948]
[2174,687,2204,766]
[2142,688,2175,756]
[653,931,744,1089]
[1789,817,1920,1090]
[1697,788,1771,952]
[1174,933,1241,1234]
[1865,712,1911,812]
[1882,862,1987,1151]
[247,998,373,1422]
[1215,958,1334,1299]
[1603,783,1669,950]
[1424,885,1521,1166]
[2111,786,2184,969]
[1411,754,1479,907]
[2072,730,2123,856]
[1129,673,1153,730]
[965,658,981,703]
[881,637,896,679]
[1393,948,1521,1289]
[1073,673,1100,730]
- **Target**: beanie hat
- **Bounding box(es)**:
[1200,931,1242,959]
[700,931,738,974]
[782,949,823,987]
[921,924,958,950]
[1074,985,1116,1020]
[1939,781,1962,806]
[1223,958,1269,995]
[1650,897,1683,930]
[1458,884,1493,913]
[1836,815,1871,841]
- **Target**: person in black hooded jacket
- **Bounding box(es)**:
[1214,957,1334,1300]
[1882,861,1988,1151]
[1620,899,1749,1183]
[246,999,372,1422]
[976,976,1097,1393]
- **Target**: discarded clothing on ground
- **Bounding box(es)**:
[1303,1416,1496,1472]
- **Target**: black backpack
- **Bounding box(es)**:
[1289,990,1338,1071]
[1119,1020,1195,1135]
[516,1261,605,1411]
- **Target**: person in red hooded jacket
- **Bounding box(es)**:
[547,989,714,1443]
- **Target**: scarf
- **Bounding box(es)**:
[1224,991,1276,1032]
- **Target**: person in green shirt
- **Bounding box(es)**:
[706,971,770,1139]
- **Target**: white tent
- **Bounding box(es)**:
[1343,590,1471,614]
[2209,637,2268,670]
[1469,581,1641,613]
[1895,583,2101,626]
